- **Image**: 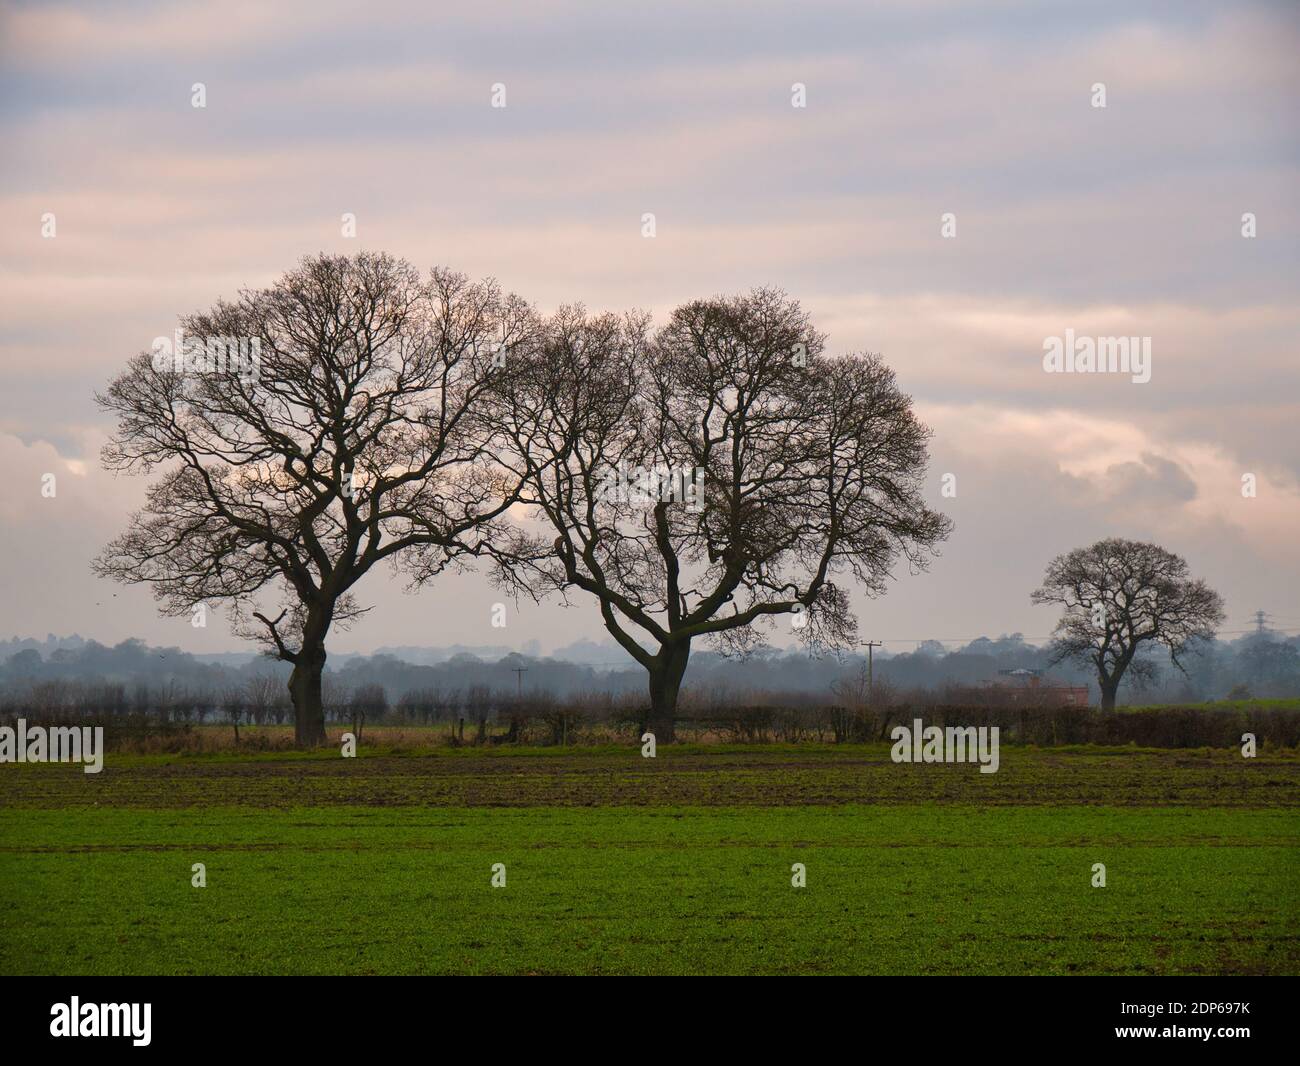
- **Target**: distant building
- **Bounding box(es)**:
[980,669,1090,708]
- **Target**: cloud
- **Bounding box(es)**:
[1098,452,1198,507]
[0,0,1296,652]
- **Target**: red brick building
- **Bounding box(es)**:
[980,669,1090,708]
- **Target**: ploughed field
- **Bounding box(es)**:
[4,743,1298,809]
[1,745,1297,975]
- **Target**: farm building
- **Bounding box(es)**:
[980,669,1090,708]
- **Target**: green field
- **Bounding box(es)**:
[2,745,1297,975]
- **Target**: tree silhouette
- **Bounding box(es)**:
[496,289,951,741]
[1031,537,1225,710]
[95,253,536,746]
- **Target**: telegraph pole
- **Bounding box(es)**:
[511,666,528,699]
[860,641,882,706]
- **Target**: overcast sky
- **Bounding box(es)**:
[1,0,1297,656]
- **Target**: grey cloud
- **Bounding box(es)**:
[1100,452,1198,506]
[0,0,1296,653]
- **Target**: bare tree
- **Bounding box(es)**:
[95,253,535,746]
[244,673,281,726]
[398,687,438,724]
[464,684,493,744]
[434,686,462,735]
[349,683,387,744]
[322,676,351,732]
[220,685,246,744]
[1031,538,1225,711]
[497,290,950,741]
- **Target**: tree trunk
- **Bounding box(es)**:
[1098,675,1119,712]
[289,637,328,747]
[646,642,690,744]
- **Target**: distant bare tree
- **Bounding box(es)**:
[322,677,351,730]
[1031,538,1225,711]
[220,686,246,744]
[465,684,492,744]
[95,253,536,746]
[1241,636,1300,695]
[244,674,282,726]
[349,683,387,743]
[397,687,437,724]
[497,290,950,740]
[434,687,462,732]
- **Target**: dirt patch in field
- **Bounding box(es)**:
[1,747,1296,810]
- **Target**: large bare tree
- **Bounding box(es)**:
[1031,538,1225,710]
[95,253,536,745]
[497,289,951,741]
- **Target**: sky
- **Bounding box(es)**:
[1,0,1298,657]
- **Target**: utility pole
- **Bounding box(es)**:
[511,666,528,699]
[1251,611,1270,690]
[860,641,882,706]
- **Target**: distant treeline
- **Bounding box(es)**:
[4,688,1297,752]
[1,630,1298,725]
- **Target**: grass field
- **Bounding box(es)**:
[2,745,1297,975]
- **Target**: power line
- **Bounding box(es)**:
[826,626,1294,645]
